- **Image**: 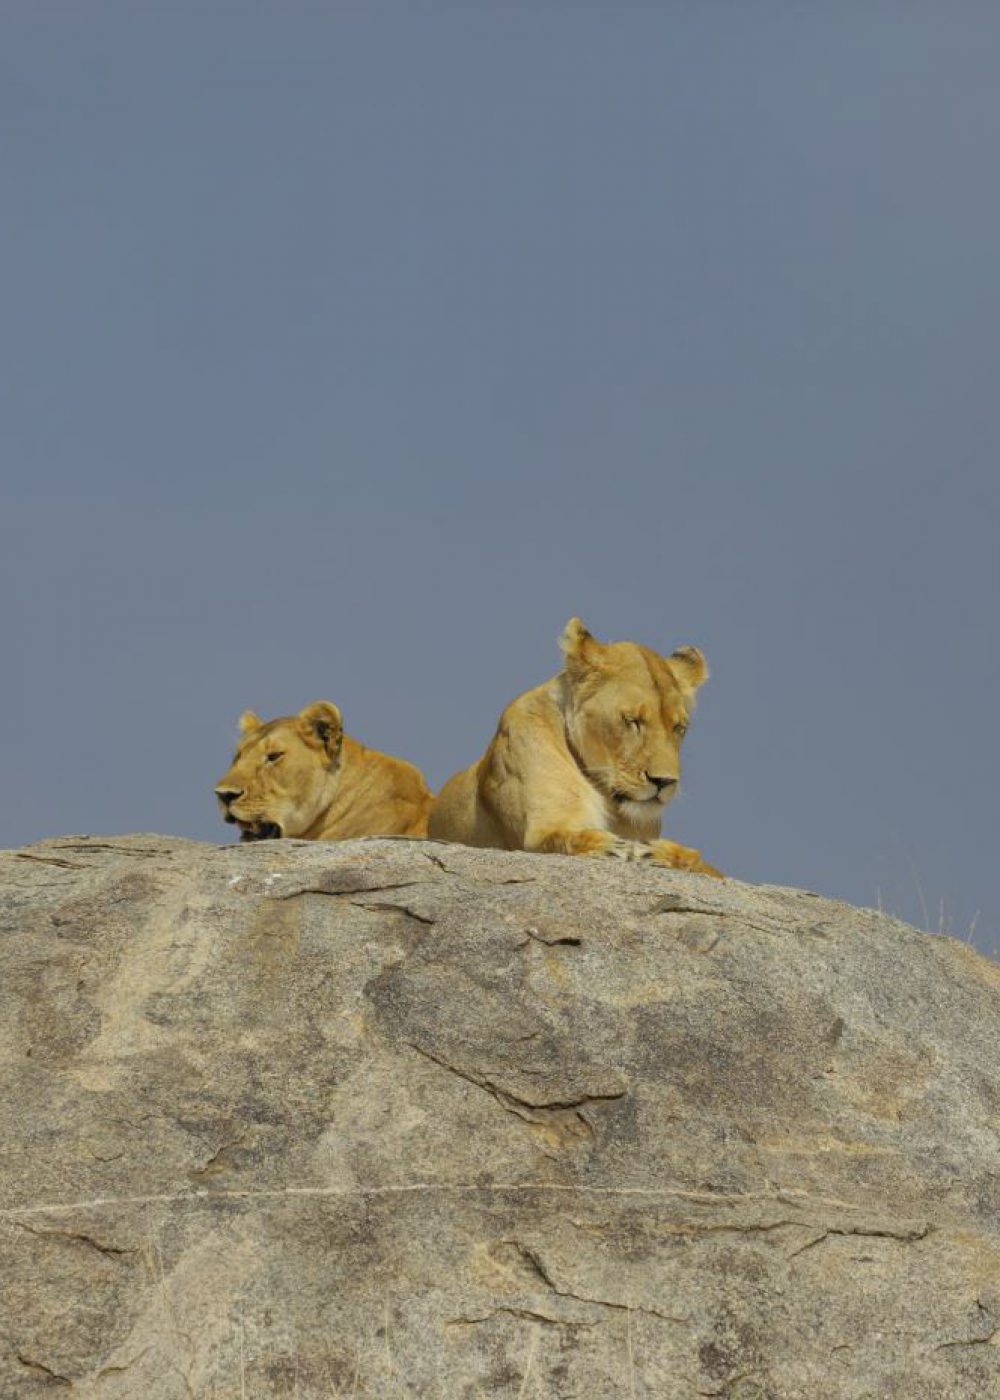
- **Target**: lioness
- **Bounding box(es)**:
[429,619,722,876]
[215,701,432,841]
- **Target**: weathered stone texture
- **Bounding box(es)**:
[1,834,999,1398]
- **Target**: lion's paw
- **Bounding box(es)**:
[604,838,655,863]
[650,840,724,879]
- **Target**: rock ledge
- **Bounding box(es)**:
[1,834,999,1398]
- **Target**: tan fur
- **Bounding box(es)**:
[215,701,432,842]
[428,620,722,876]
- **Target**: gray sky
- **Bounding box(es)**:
[3,3,998,956]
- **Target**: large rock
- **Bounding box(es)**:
[1,834,999,1399]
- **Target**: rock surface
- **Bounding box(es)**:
[1,834,999,1399]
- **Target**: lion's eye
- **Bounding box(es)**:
[625,716,642,732]
[265,751,284,764]
[673,722,688,738]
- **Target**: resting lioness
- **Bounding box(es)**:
[429,619,722,876]
[215,702,432,841]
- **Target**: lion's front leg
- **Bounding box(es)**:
[527,827,716,871]
[528,827,646,860]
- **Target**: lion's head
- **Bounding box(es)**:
[557,618,708,828]
[215,701,344,841]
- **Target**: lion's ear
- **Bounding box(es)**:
[559,617,602,674]
[238,710,264,735]
[669,646,709,701]
[298,701,343,756]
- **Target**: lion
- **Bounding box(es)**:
[428,619,722,876]
[215,701,433,842]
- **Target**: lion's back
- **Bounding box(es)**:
[340,744,434,839]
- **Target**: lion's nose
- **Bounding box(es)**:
[646,774,677,793]
[216,787,244,824]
